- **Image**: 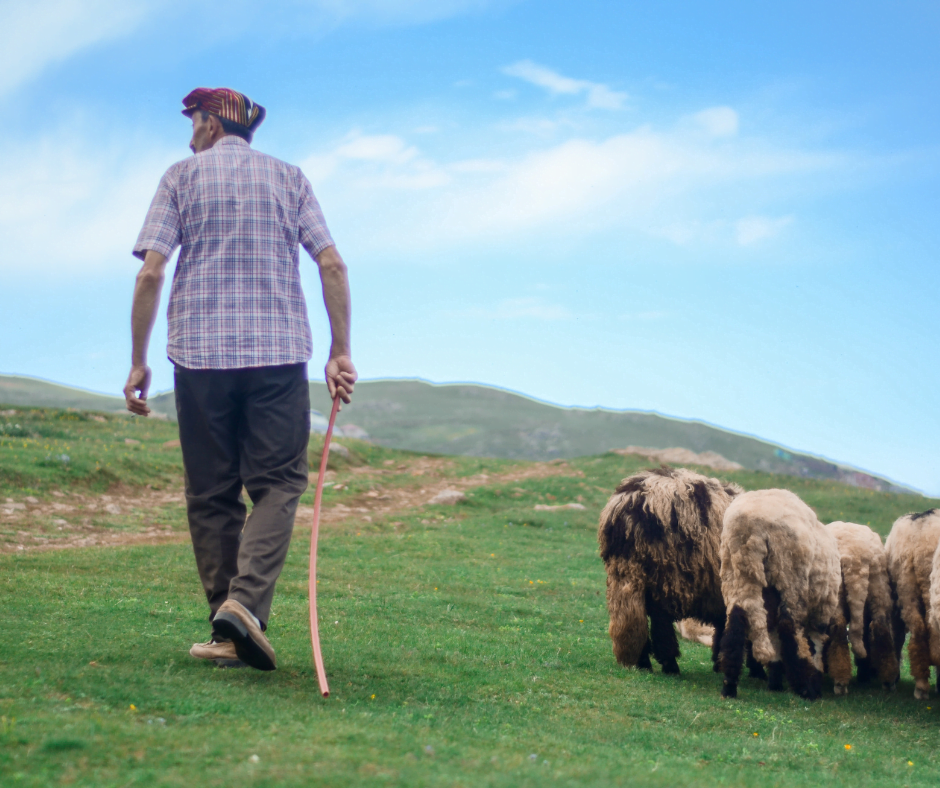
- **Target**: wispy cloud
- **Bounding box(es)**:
[0,131,179,274]
[302,115,841,255]
[503,60,627,110]
[693,106,739,138]
[0,0,155,97]
[735,215,794,245]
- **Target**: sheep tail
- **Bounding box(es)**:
[842,564,870,658]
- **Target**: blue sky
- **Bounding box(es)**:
[1,0,939,493]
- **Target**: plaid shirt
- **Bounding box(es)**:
[133,136,334,369]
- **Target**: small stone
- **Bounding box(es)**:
[125,438,141,446]
[104,504,122,515]
[51,491,65,498]
[529,753,538,762]
[329,443,350,458]
[428,490,465,506]
[24,496,39,504]
[249,754,260,763]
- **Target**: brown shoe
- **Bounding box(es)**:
[188,639,248,668]
[212,600,276,671]
[189,639,238,661]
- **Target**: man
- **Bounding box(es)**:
[124,87,357,671]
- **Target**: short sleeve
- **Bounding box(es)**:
[133,166,182,260]
[297,170,335,258]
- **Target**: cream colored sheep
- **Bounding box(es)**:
[886,508,940,699]
[598,466,743,674]
[825,521,899,694]
[718,488,844,699]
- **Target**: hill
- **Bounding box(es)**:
[0,374,911,493]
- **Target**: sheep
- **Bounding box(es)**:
[886,508,940,699]
[718,488,844,700]
[598,466,743,674]
[824,521,899,694]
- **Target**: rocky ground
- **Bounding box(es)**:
[0,456,584,553]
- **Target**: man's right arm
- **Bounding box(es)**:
[315,245,357,403]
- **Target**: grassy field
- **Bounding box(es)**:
[1,407,939,787]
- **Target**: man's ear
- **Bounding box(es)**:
[209,114,224,139]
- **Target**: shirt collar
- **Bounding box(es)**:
[215,136,249,149]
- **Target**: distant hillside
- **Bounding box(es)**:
[308,379,911,494]
[0,374,911,493]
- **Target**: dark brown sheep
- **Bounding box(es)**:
[598,466,742,674]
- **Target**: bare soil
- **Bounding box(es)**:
[0,457,583,554]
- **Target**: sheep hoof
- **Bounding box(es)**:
[660,661,680,675]
[721,681,737,699]
[914,687,930,700]
[833,683,848,696]
[883,682,897,693]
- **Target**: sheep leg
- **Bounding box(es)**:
[719,605,748,698]
[649,604,680,674]
[870,617,900,690]
[746,641,767,680]
[606,573,650,668]
[765,628,784,690]
[711,617,725,673]
[891,598,905,669]
[827,614,853,696]
[777,610,819,700]
[908,620,932,699]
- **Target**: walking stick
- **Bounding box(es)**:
[309,394,340,697]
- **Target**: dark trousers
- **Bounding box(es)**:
[174,363,310,629]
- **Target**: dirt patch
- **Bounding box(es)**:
[1,457,583,553]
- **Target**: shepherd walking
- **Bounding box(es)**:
[123,87,357,670]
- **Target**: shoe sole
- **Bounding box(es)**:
[214,658,249,669]
[212,612,277,671]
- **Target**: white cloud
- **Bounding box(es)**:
[693,106,739,137]
[735,215,794,245]
[306,116,837,254]
[0,0,156,97]
[301,131,448,189]
[503,60,627,110]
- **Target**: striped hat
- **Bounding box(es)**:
[181,87,266,132]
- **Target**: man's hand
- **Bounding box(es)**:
[124,364,153,416]
[325,355,357,404]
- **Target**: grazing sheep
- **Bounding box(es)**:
[825,521,899,694]
[886,509,940,699]
[598,466,743,674]
[718,489,844,700]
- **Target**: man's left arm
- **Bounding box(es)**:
[124,250,168,416]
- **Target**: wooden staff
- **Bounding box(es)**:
[309,395,340,697]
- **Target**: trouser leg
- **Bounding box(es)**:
[227,363,310,627]
[174,366,245,623]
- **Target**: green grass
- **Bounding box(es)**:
[2,409,940,786]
